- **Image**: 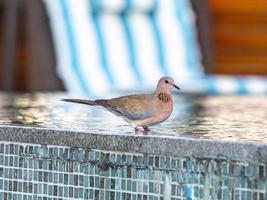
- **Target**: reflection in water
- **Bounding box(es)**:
[0,93,266,143]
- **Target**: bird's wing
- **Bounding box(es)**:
[104,94,155,121]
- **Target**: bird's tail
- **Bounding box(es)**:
[62,98,98,106]
[62,98,108,107]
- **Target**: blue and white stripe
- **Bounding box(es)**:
[89,0,156,13]
[179,76,267,94]
[43,0,267,96]
[43,0,84,94]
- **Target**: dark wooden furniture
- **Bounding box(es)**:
[0,0,64,92]
[208,0,267,75]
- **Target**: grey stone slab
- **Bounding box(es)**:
[0,125,267,163]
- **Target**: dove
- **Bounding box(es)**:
[62,76,180,133]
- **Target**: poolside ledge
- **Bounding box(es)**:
[0,125,266,164]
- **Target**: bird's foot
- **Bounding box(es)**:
[143,127,150,134]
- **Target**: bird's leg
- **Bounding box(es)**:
[143,127,150,134]
[135,127,139,133]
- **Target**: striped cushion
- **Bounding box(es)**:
[180,75,267,94]
[43,0,267,95]
[43,0,203,96]
[89,0,157,13]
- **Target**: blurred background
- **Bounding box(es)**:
[0,0,266,94]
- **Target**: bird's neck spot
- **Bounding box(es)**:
[157,92,171,103]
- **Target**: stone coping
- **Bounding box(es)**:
[0,125,266,163]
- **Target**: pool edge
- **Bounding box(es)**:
[0,124,266,164]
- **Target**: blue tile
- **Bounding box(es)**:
[0,155,4,165]
[0,178,3,190]
[0,144,4,154]
[64,186,68,197]
[0,143,266,200]
[5,144,10,154]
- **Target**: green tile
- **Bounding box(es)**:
[122,154,127,164]
[171,159,177,169]
[34,183,38,194]
[259,193,264,200]
[127,180,132,191]
[43,184,47,194]
[95,151,100,160]
[64,186,68,197]
[84,188,89,199]
[121,179,126,190]
[14,145,19,155]
[110,191,115,200]
[150,182,155,193]
[48,185,52,195]
[143,182,148,193]
[63,148,69,159]
[58,186,63,197]
[59,148,64,158]
[39,146,48,157]
[95,176,100,188]
[5,145,10,154]
[137,181,143,193]
[58,160,65,172]
[132,181,137,192]
[10,144,15,155]
[5,156,9,166]
[54,148,59,158]
[17,181,22,192]
[258,165,265,178]
[0,155,4,165]
[89,176,94,187]
[18,145,24,156]
[74,187,79,198]
[116,192,121,200]
[110,168,115,177]
[106,178,111,189]
[74,161,79,172]
[0,144,4,154]
[132,194,137,200]
[78,149,84,161]
[234,164,241,177]
[54,172,59,183]
[49,148,53,157]
[246,164,257,177]
[3,168,8,178]
[159,156,165,168]
[0,179,3,190]
[59,173,63,183]
[127,155,132,164]
[143,155,148,166]
[105,191,110,199]
[69,187,73,197]
[33,146,39,156]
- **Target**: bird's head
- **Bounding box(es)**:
[156,76,180,92]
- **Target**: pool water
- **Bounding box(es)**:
[0,93,266,142]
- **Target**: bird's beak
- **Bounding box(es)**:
[170,83,180,90]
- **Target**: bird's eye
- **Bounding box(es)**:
[165,80,169,84]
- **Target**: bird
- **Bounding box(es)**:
[62,76,180,133]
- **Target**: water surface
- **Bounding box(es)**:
[0,93,266,143]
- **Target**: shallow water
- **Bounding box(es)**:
[0,93,266,143]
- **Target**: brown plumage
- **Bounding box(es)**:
[62,76,180,133]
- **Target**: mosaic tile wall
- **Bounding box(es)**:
[0,142,266,200]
